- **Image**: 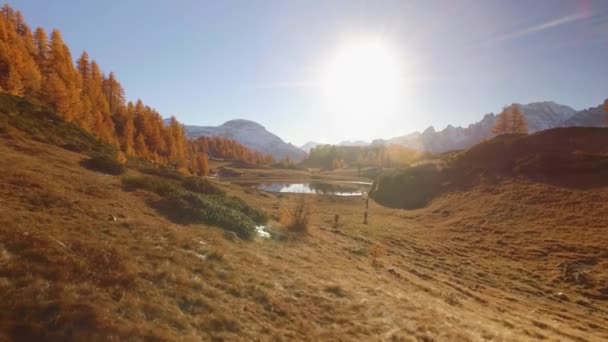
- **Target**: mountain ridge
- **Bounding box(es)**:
[174,119,307,162]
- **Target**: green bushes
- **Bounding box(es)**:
[0,94,115,156]
[82,154,126,175]
[122,175,265,239]
[369,164,444,209]
[161,193,258,239]
[122,176,183,197]
[182,177,225,195]
[209,194,267,224]
[136,163,185,181]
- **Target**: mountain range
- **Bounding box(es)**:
[174,100,605,160]
[303,100,607,153]
[175,119,307,162]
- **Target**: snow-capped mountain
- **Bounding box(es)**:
[377,101,580,153]
[179,119,307,162]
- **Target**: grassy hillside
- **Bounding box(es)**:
[0,94,116,156]
[370,128,608,208]
[1,96,607,340]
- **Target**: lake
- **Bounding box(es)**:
[258,181,371,196]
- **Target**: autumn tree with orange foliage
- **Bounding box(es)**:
[492,104,528,135]
[0,4,269,177]
[190,136,273,165]
[195,154,210,176]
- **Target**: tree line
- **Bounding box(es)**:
[0,4,272,175]
[190,136,273,165]
[305,144,422,170]
[492,104,528,135]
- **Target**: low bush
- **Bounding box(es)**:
[368,243,385,267]
[161,193,257,239]
[27,190,71,209]
[210,195,267,224]
[82,154,126,175]
[122,175,266,239]
[369,164,443,209]
[122,176,183,197]
[280,197,312,233]
[136,164,186,181]
[182,177,225,195]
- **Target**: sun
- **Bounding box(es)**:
[320,37,404,121]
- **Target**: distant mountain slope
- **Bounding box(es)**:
[300,141,322,153]
[177,119,307,162]
[561,103,607,127]
[338,140,369,147]
[379,101,579,153]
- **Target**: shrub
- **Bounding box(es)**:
[280,197,312,233]
[136,163,185,181]
[182,177,225,195]
[122,175,266,239]
[368,243,385,267]
[82,154,126,175]
[210,195,267,224]
[369,164,443,209]
[161,193,257,239]
[27,189,71,209]
[122,176,183,197]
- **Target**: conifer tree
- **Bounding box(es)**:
[33,27,48,73]
[196,154,210,176]
[510,105,528,134]
[44,29,81,121]
[134,133,149,157]
[121,114,136,155]
[168,116,187,166]
[492,107,510,135]
[0,4,273,171]
[6,68,24,95]
[103,72,125,113]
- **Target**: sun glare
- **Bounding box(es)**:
[320,37,405,121]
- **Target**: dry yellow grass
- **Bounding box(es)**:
[1,134,608,341]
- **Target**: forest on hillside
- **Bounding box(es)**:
[0,4,272,175]
[305,144,423,170]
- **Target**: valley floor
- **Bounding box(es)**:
[1,136,607,341]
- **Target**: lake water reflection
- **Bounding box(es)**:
[258,182,369,196]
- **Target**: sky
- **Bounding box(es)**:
[11,0,608,145]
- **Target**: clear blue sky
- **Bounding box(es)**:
[11,0,608,145]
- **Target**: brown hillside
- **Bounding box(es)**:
[1,103,607,340]
[371,127,608,209]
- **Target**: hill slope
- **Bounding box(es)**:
[371,127,608,209]
[562,103,607,127]
[2,98,608,340]
[179,119,307,162]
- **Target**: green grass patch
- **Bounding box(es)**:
[182,177,225,195]
[133,162,186,181]
[122,175,266,238]
[0,94,115,156]
[122,176,184,197]
[82,154,126,175]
